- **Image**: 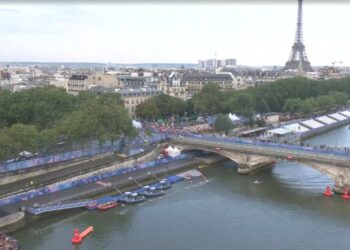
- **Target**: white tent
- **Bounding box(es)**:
[228,113,240,122]
[18,151,32,157]
[165,146,181,158]
[132,120,142,129]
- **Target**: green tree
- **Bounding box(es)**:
[283,98,303,114]
[316,95,336,111]
[330,91,348,106]
[0,128,13,159]
[191,84,223,115]
[301,97,317,114]
[229,93,256,118]
[59,98,133,145]
[7,124,40,155]
[136,99,159,119]
[38,128,59,153]
[214,114,234,135]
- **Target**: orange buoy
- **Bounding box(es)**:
[71,229,82,245]
[323,186,333,197]
[79,226,94,240]
[286,155,293,160]
[342,188,350,200]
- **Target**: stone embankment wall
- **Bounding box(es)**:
[0,212,25,233]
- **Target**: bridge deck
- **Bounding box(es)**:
[171,135,350,166]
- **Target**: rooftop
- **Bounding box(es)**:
[181,74,233,82]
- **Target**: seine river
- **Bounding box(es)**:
[13,126,350,250]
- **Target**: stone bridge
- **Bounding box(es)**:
[170,135,350,193]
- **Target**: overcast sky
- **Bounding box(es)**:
[0,2,349,66]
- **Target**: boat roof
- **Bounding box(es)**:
[124,192,131,195]
[131,193,138,196]
[144,186,150,188]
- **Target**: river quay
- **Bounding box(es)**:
[0,152,224,232]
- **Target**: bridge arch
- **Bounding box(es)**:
[177,145,245,166]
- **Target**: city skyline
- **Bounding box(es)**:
[0,2,349,66]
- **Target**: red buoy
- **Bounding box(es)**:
[323,186,333,197]
[342,188,350,200]
[71,229,82,245]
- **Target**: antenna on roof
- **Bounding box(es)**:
[214,52,217,69]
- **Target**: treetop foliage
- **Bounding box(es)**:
[137,77,350,119]
[0,86,134,161]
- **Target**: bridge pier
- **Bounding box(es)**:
[334,171,350,194]
[299,160,350,194]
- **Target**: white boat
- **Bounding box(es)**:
[253,179,263,184]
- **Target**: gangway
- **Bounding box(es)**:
[27,200,95,215]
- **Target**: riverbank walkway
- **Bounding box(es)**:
[0,157,198,214]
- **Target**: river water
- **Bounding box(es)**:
[13,126,350,250]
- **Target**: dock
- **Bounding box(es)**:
[26,173,198,216]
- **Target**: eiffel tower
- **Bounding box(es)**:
[285,0,313,72]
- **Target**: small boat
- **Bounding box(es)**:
[198,165,208,169]
[142,186,165,197]
[0,232,19,250]
[120,192,146,204]
[253,179,263,184]
[156,179,172,190]
[97,201,118,211]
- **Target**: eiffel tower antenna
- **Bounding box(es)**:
[285,0,313,72]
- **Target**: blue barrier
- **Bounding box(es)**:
[2,144,120,172]
[0,134,169,173]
